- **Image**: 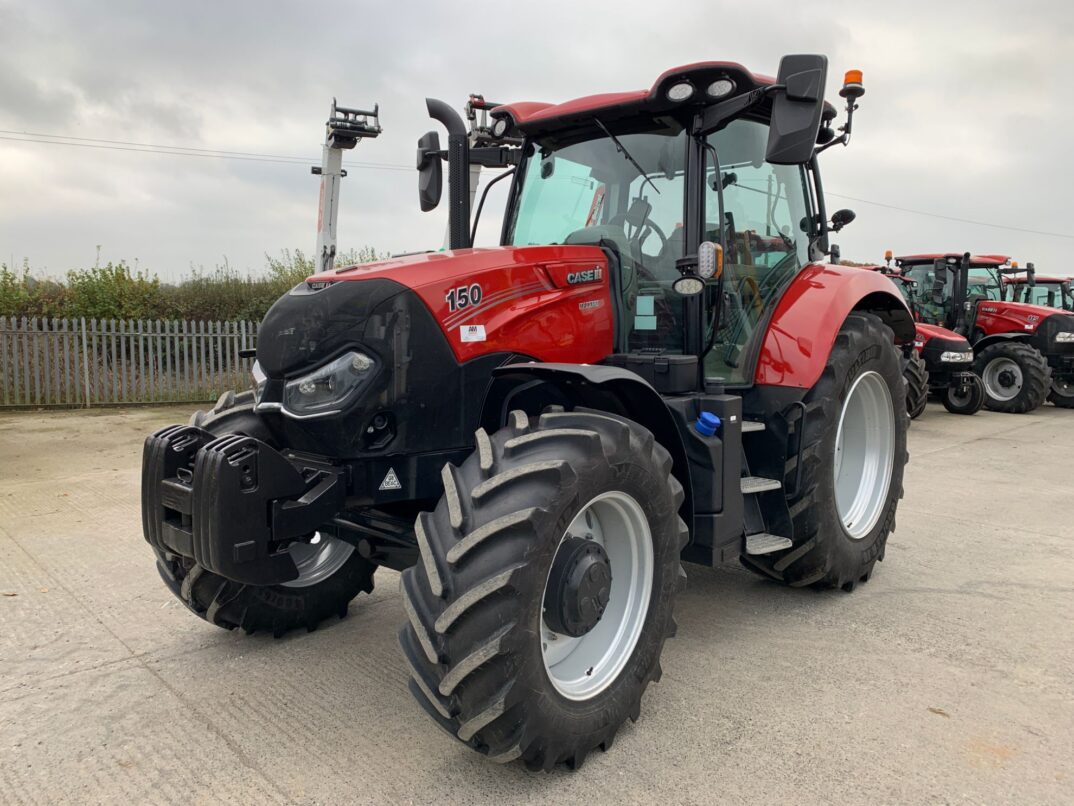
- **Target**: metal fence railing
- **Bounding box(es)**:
[0,317,258,408]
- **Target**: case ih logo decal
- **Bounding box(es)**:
[567,267,603,285]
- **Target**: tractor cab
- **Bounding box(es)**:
[1002,265,1074,311]
[896,252,1074,411]
[416,60,892,393]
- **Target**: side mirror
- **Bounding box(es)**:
[830,208,856,232]
[766,54,828,165]
[931,278,946,306]
[416,131,442,212]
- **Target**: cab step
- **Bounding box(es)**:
[741,420,765,433]
[741,476,782,494]
[745,532,793,555]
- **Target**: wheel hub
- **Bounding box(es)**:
[543,537,612,637]
[998,369,1016,388]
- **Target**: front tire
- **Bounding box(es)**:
[741,312,908,590]
[399,410,687,770]
[903,351,929,420]
[154,393,376,636]
[942,374,985,415]
[975,342,1050,413]
[1048,376,1074,408]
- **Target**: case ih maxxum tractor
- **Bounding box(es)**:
[897,253,1074,412]
[868,257,984,417]
[142,57,915,770]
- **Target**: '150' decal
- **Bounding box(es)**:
[445,283,483,312]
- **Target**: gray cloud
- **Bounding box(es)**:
[1,0,1072,280]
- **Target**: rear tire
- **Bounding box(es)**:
[942,374,985,415]
[1048,377,1074,408]
[741,312,908,590]
[975,342,1050,413]
[399,409,687,770]
[154,393,376,637]
[903,352,929,420]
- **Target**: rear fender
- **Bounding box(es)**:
[755,264,915,389]
[483,362,692,522]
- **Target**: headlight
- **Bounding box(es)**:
[940,351,974,363]
[1055,332,1074,343]
[282,351,376,415]
[251,360,267,402]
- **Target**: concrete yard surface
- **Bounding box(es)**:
[0,404,1071,804]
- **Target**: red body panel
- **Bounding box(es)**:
[973,299,1060,336]
[311,246,614,364]
[913,322,967,350]
[754,263,911,388]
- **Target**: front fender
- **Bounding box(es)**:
[972,332,1033,354]
[483,362,691,522]
[755,263,915,389]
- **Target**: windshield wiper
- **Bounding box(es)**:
[592,118,660,196]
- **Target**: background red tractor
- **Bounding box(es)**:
[142,57,915,770]
[897,253,1074,412]
[997,263,1074,312]
[863,258,983,417]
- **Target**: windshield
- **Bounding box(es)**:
[508,126,690,353]
[1013,281,1071,309]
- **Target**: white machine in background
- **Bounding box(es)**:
[313,99,381,274]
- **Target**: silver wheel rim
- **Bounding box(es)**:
[280,533,354,588]
[1053,378,1074,398]
[982,357,1023,402]
[834,370,896,540]
[541,491,654,701]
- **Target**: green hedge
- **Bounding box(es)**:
[0,247,382,322]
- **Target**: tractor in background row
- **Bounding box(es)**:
[896,253,1074,411]
[995,262,1074,312]
[867,255,984,417]
[142,57,915,770]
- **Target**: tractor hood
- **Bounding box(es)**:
[915,322,969,349]
[975,299,1066,334]
[259,244,614,378]
[313,245,605,292]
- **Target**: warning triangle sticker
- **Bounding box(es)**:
[379,467,402,491]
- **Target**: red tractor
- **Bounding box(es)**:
[999,263,1074,312]
[142,57,914,770]
[865,259,983,416]
[897,253,1074,411]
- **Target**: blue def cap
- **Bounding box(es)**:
[695,411,721,436]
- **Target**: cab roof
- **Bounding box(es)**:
[896,253,1010,268]
[494,61,836,136]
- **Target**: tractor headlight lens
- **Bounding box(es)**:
[491,117,509,138]
[666,82,695,102]
[707,79,735,98]
[283,351,376,415]
[251,360,267,403]
[1055,331,1074,343]
[940,351,974,363]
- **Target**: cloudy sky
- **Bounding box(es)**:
[1,0,1072,280]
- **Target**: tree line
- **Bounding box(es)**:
[0,247,382,322]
